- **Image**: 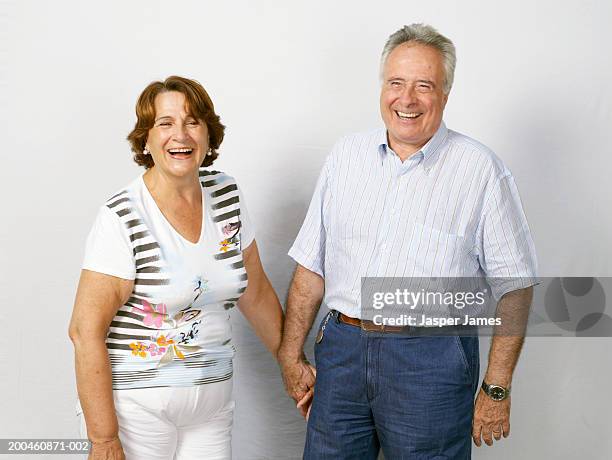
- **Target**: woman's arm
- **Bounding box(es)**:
[237,241,284,359]
[68,269,133,459]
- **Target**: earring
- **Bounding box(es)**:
[207,149,213,157]
[143,147,150,155]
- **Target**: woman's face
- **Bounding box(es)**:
[145,91,209,178]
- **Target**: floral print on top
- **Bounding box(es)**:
[128,276,210,366]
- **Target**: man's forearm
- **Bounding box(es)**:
[484,286,533,386]
[278,264,325,362]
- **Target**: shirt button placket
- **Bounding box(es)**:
[376,171,401,273]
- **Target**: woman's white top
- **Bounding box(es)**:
[82,169,254,390]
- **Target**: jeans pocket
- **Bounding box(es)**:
[314,311,337,370]
[314,310,333,346]
[453,336,474,382]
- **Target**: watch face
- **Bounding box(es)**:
[490,386,506,400]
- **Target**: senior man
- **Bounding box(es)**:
[278,23,537,459]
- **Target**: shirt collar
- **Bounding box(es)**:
[377,121,449,171]
[376,129,390,161]
[420,121,448,171]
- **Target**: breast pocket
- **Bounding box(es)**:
[411,223,473,276]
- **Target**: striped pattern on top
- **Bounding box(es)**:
[102,169,249,390]
[289,122,537,319]
[200,170,249,306]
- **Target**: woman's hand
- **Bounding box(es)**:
[89,438,125,460]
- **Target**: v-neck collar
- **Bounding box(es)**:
[139,174,207,246]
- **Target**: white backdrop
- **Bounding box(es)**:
[1,0,611,459]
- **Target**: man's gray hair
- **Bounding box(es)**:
[381,24,456,94]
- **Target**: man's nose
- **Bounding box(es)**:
[399,85,417,105]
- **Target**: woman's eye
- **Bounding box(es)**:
[158,122,171,127]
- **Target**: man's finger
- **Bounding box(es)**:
[297,381,309,392]
[290,386,308,403]
[482,427,493,447]
[302,368,316,387]
[472,424,482,447]
[502,420,510,438]
[492,427,502,441]
[307,363,317,377]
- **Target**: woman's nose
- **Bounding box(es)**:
[172,123,189,141]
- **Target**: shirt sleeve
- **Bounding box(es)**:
[82,205,136,280]
[477,173,538,300]
[288,156,331,277]
[237,184,255,250]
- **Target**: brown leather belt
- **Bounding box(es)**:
[338,312,406,332]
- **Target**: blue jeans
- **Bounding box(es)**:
[304,311,479,460]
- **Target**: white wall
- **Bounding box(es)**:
[1,0,611,458]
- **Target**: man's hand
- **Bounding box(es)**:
[472,390,511,447]
[279,356,316,418]
[278,264,324,419]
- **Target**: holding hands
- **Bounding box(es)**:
[279,355,316,419]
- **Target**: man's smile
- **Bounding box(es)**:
[395,110,422,120]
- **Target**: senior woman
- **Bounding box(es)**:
[69,76,283,460]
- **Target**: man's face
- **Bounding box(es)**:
[380,42,448,158]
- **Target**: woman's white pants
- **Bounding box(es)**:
[78,378,234,459]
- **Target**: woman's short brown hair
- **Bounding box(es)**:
[127,76,225,169]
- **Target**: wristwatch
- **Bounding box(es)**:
[481,381,511,401]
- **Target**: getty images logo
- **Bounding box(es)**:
[544,277,612,336]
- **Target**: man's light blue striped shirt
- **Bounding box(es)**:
[288,122,537,319]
